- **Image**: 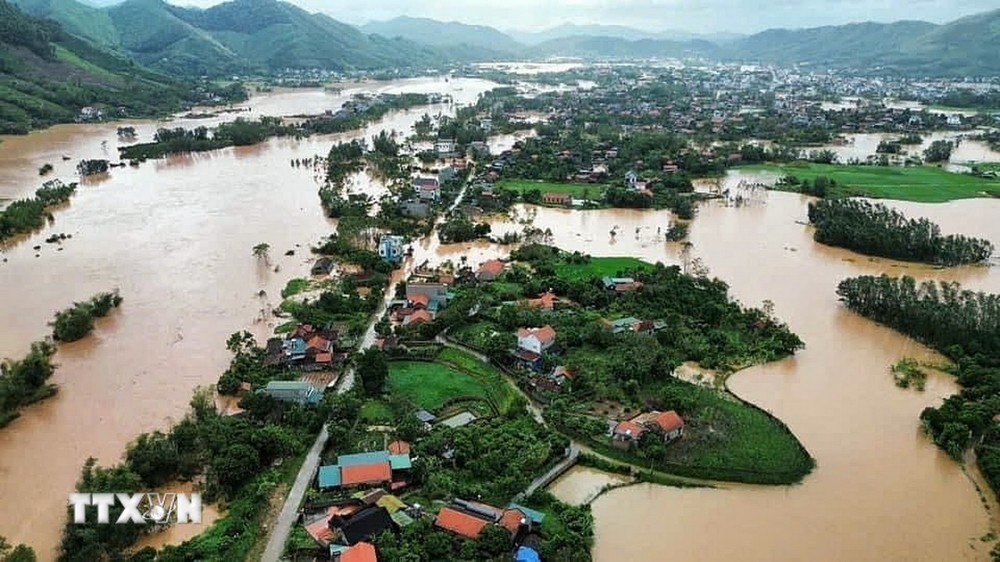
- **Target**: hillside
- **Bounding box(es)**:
[0,0,240,134]
[362,16,520,55]
[534,35,719,60]
[10,0,119,45]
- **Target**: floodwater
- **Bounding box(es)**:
[0,76,497,559]
[822,132,1000,166]
[547,466,632,506]
[3,73,1000,562]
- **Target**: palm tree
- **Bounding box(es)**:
[252,243,271,265]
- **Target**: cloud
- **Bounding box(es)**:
[169,0,999,33]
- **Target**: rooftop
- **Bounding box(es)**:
[435,507,489,539]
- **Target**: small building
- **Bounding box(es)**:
[312,257,335,276]
[261,381,322,406]
[516,326,557,354]
[414,177,441,202]
[477,259,506,281]
[378,235,406,264]
[625,170,638,188]
[402,309,433,326]
[338,542,377,562]
[479,118,493,133]
[542,192,572,206]
[331,506,397,546]
[525,291,560,311]
[317,450,412,491]
[468,141,490,159]
[438,411,477,429]
[602,277,643,293]
[435,138,456,156]
[611,420,646,449]
[438,166,458,184]
[435,507,489,539]
[514,349,543,373]
[631,410,686,441]
[405,283,449,309]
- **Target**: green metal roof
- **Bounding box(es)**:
[390,510,415,527]
[389,454,412,470]
[507,502,546,524]
[338,451,390,467]
[318,465,341,489]
[265,380,313,391]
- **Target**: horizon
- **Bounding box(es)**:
[112,0,996,35]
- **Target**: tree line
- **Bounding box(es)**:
[51,291,123,343]
[0,179,76,241]
[836,275,1000,496]
[808,199,993,266]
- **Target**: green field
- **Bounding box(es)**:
[388,361,489,410]
[498,179,606,199]
[748,163,1000,203]
[554,256,652,282]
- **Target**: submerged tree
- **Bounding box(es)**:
[252,243,271,265]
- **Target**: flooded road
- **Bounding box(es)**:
[0,76,497,558]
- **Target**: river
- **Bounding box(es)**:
[0,76,498,559]
[2,76,999,561]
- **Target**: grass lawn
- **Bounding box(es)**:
[388,361,489,411]
[360,400,394,424]
[498,179,606,199]
[437,348,519,414]
[747,162,1000,203]
[554,256,651,282]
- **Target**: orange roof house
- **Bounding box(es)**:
[526,291,560,311]
[477,259,506,281]
[612,420,646,441]
[388,440,411,455]
[341,463,392,487]
[341,542,377,562]
[435,507,490,539]
[403,309,433,326]
[499,508,527,534]
[517,326,556,345]
[652,411,685,434]
[409,294,430,309]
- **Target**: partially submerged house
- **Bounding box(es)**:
[312,257,335,276]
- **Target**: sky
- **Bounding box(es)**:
[163,0,998,34]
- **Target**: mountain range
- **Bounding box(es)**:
[4,0,1000,85]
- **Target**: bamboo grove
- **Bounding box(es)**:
[836,275,1000,494]
[808,199,994,266]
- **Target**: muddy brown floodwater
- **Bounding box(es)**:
[0,77,497,559]
[515,171,1000,561]
[3,74,999,561]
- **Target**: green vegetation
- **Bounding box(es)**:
[280,278,310,299]
[498,179,606,198]
[0,341,57,429]
[750,162,1000,203]
[0,535,37,561]
[37,162,52,176]
[58,333,331,562]
[438,216,491,243]
[836,275,1000,500]
[807,199,994,266]
[50,291,122,342]
[0,179,75,241]
[891,358,928,391]
[119,118,296,161]
[388,361,489,410]
[552,255,651,283]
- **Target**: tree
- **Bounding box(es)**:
[356,349,388,396]
[212,444,260,496]
[252,243,271,265]
[923,140,954,163]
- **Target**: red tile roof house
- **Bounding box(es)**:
[477,259,506,281]
[611,420,646,450]
[631,410,686,442]
[516,326,557,355]
[525,291,560,311]
[434,500,529,540]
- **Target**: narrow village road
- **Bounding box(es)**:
[261,172,478,562]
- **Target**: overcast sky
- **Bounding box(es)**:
[166,0,998,33]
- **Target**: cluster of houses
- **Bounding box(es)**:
[263,323,347,374]
[611,410,686,449]
[390,282,452,328]
[434,498,544,545]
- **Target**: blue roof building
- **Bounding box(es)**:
[338,451,390,467]
[317,465,342,489]
[378,235,406,264]
[262,381,322,405]
[516,546,541,562]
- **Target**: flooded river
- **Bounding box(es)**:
[2,74,999,561]
[0,76,496,558]
[522,174,1000,561]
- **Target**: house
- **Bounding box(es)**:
[514,349,544,373]
[378,235,406,264]
[631,410,686,441]
[435,507,489,539]
[516,326,557,354]
[414,178,441,202]
[468,141,490,159]
[283,338,308,361]
[477,259,506,281]
[312,257,334,276]
[435,499,533,540]
[402,309,433,326]
[516,546,542,562]
[331,506,397,545]
[338,542,377,562]
[602,277,643,293]
[435,138,457,155]
[947,114,962,126]
[542,192,572,206]
[611,420,646,449]
[405,283,449,310]
[415,409,437,428]
[388,440,411,455]
[438,166,457,183]
[438,411,477,429]
[525,291,560,311]
[317,450,412,491]
[625,170,638,188]
[480,118,493,133]
[261,381,322,406]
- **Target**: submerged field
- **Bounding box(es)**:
[747,162,1000,203]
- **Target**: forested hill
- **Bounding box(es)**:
[0,0,242,134]
[12,0,454,76]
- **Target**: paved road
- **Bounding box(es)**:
[260,170,478,562]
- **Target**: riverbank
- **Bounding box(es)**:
[746,162,1000,202]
